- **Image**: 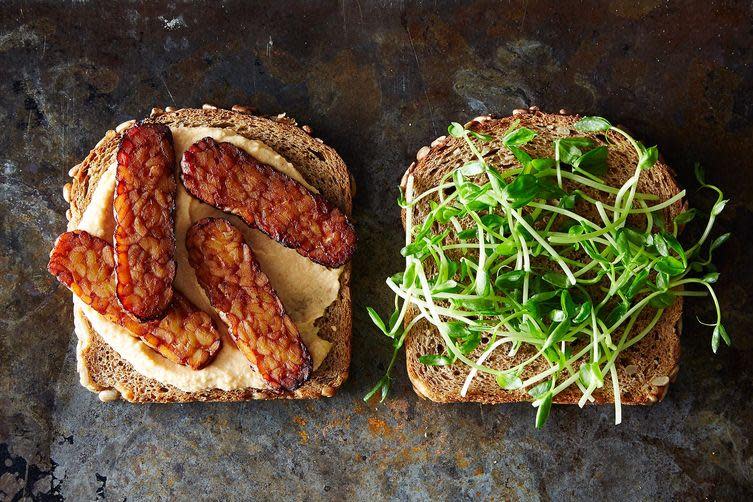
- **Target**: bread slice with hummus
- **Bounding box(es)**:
[63,105,353,402]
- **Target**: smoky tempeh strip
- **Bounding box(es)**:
[48,230,221,369]
[186,217,312,391]
[114,123,177,320]
[180,137,355,268]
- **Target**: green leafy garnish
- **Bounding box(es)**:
[574,116,612,133]
[366,117,730,428]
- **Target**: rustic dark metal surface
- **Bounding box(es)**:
[1,1,752,499]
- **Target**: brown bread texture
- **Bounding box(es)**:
[402,109,683,406]
[65,106,352,402]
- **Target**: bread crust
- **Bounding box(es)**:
[403,109,683,406]
[66,107,352,402]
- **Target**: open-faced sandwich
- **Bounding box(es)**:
[367,108,730,427]
[50,105,355,402]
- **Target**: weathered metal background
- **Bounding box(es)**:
[1,1,751,499]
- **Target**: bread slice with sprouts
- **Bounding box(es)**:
[393,110,691,414]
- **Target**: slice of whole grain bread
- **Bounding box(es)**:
[402,108,683,405]
[64,105,352,403]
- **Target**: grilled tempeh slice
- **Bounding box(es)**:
[49,230,221,369]
[114,123,177,320]
[186,217,312,391]
[180,137,355,268]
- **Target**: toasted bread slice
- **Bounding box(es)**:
[403,109,683,405]
[65,106,352,402]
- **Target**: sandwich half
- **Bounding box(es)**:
[400,109,685,407]
[60,105,353,402]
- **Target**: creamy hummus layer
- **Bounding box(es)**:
[71,127,341,392]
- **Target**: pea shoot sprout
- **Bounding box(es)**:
[366,116,730,427]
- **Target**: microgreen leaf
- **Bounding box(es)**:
[542,271,569,289]
[469,130,493,142]
[528,381,552,399]
[531,158,556,171]
[572,301,592,324]
[561,193,578,209]
[574,116,612,133]
[448,122,466,138]
[674,209,697,226]
[403,261,417,287]
[712,199,728,216]
[579,362,604,388]
[504,173,540,208]
[367,307,388,335]
[626,269,650,299]
[508,145,533,169]
[480,213,506,230]
[655,256,685,276]
[535,392,553,429]
[649,292,676,308]
[560,290,577,318]
[461,160,486,176]
[604,300,629,327]
[653,233,669,256]
[495,270,527,290]
[710,232,730,253]
[656,271,670,291]
[503,127,537,147]
[496,372,523,390]
[638,145,659,170]
[446,322,472,339]
[459,334,481,355]
[712,324,731,353]
[694,162,706,185]
[547,320,573,347]
[555,137,593,165]
[573,146,608,175]
[363,376,390,403]
[419,354,455,366]
[496,238,518,256]
[703,272,720,284]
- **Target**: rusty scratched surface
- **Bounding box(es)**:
[1,0,752,500]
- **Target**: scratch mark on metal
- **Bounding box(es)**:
[160,74,176,105]
[340,0,347,34]
[406,25,437,136]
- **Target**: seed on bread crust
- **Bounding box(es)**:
[48,230,221,369]
[115,119,136,133]
[180,137,356,268]
[114,123,177,320]
[231,104,255,114]
[650,375,670,387]
[186,218,312,391]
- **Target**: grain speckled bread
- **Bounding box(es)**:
[402,108,684,406]
[64,105,352,403]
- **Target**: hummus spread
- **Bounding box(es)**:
[71,127,341,392]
